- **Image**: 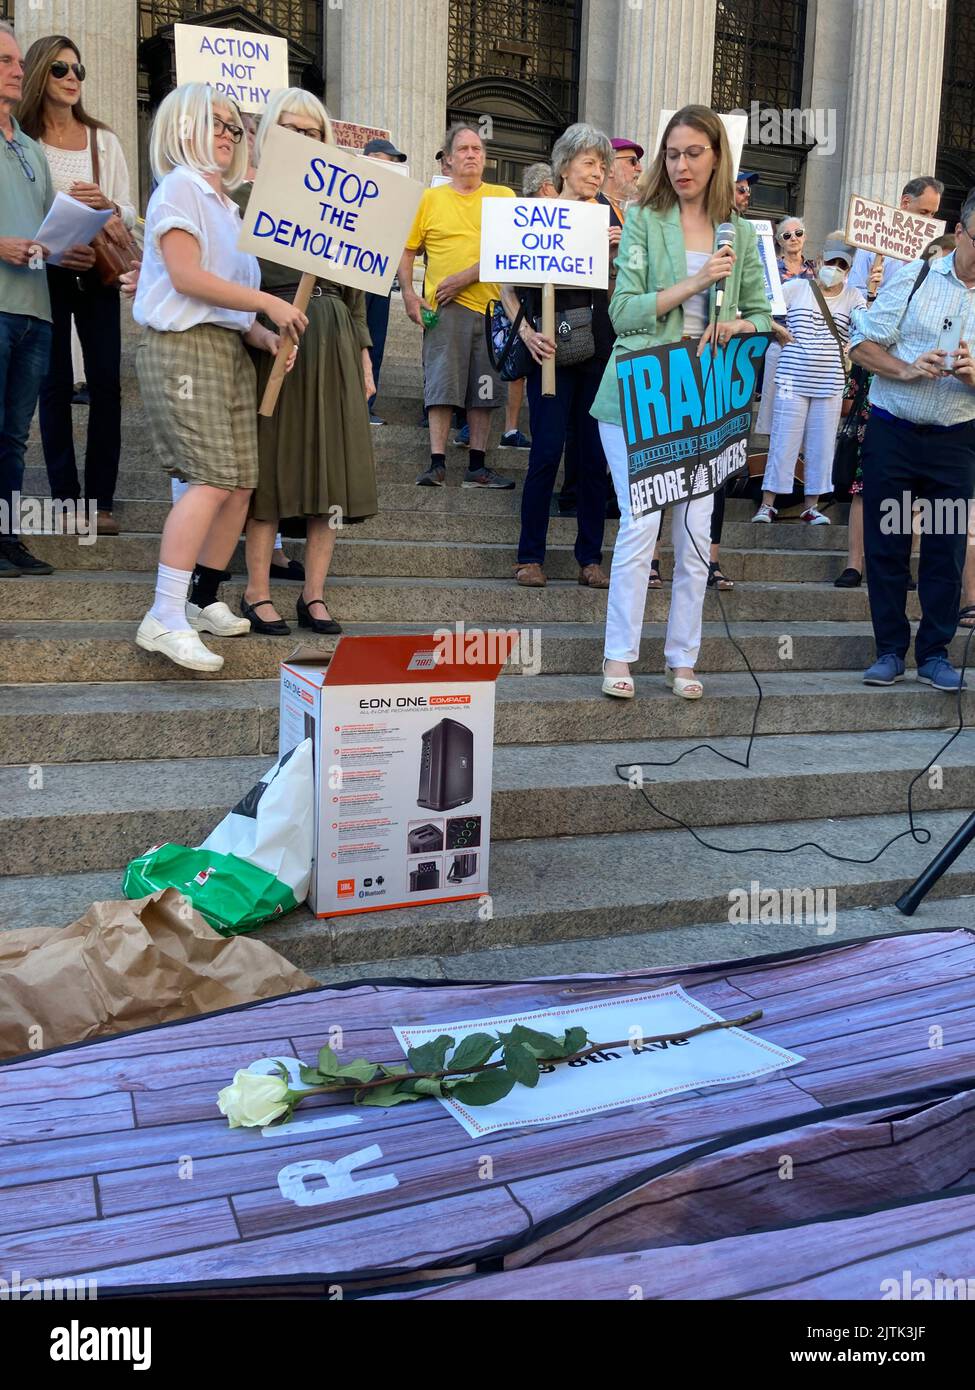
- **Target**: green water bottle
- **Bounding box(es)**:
[420,285,440,329]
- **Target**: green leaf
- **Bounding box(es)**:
[334,1058,380,1084]
[508,1024,565,1058]
[406,1034,454,1073]
[317,1046,343,1076]
[503,1042,540,1088]
[447,1032,500,1073]
[561,1026,589,1057]
[452,1068,517,1105]
[411,1077,446,1097]
[298,1064,325,1087]
[354,1082,425,1107]
[376,1062,410,1079]
[273,1060,290,1082]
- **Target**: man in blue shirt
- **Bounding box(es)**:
[850,188,975,691]
[0,21,94,577]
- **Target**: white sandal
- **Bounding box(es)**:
[602,659,635,699]
[665,666,703,700]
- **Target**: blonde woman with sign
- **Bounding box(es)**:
[590,105,771,700]
[133,84,307,672]
[234,88,378,637]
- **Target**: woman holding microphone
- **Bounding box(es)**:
[590,105,771,699]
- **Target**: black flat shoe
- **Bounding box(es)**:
[297,596,342,635]
[834,568,862,588]
[270,557,305,582]
[241,598,291,635]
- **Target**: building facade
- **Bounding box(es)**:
[7,0,974,248]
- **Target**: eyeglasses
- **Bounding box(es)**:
[279,122,325,141]
[213,116,244,144]
[3,136,36,182]
[780,230,804,241]
[616,154,641,167]
[665,145,710,163]
[50,61,85,81]
[961,225,975,249]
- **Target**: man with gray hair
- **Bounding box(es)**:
[399,123,516,488]
[849,176,944,299]
[522,162,556,199]
[851,187,975,691]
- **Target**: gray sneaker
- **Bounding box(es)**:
[416,464,446,487]
[462,466,515,490]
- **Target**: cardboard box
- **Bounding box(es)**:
[279,635,507,917]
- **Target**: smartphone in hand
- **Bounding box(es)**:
[937,312,963,371]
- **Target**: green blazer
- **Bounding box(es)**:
[591,202,773,425]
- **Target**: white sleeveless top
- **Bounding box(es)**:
[41,142,93,194]
[682,251,710,336]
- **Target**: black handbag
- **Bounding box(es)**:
[485,297,532,382]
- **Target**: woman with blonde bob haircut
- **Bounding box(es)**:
[234,87,378,638]
[590,104,772,700]
[132,83,308,673]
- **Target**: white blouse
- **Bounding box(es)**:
[39,128,136,228]
[41,142,92,194]
[133,166,260,334]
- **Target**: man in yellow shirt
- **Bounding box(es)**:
[398,124,516,488]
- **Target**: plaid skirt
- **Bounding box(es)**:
[135,323,259,490]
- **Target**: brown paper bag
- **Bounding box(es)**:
[0,888,316,1060]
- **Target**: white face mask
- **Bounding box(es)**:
[817,264,846,288]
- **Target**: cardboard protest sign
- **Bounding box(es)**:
[238,125,425,296]
[845,194,946,263]
[616,335,770,519]
[174,23,288,112]
[394,985,803,1138]
[654,109,748,181]
[332,119,391,152]
[750,218,787,316]
[480,197,609,289]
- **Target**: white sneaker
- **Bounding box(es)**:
[187,600,251,636]
[751,503,777,523]
[136,613,224,672]
[799,507,831,525]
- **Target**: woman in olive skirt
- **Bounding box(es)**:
[236,89,378,637]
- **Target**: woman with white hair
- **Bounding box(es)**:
[132,83,307,672]
[234,88,378,637]
[502,122,616,588]
[775,216,816,282]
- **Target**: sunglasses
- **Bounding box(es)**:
[4,136,36,182]
[50,61,85,81]
[213,116,244,144]
[780,230,804,240]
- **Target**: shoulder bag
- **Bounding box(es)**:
[88,129,141,287]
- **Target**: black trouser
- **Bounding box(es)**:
[365,290,389,412]
[861,412,975,665]
[40,266,121,511]
[710,484,726,545]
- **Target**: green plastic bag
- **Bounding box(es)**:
[122,842,298,936]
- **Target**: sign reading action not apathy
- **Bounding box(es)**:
[174,23,289,112]
[845,194,946,264]
[616,335,770,519]
[480,197,609,288]
[395,986,803,1138]
[238,125,424,296]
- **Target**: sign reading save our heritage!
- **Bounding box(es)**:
[173,23,289,112]
[238,125,425,296]
[616,336,770,519]
[479,197,609,289]
[845,194,946,263]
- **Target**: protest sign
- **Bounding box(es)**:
[238,124,424,296]
[845,194,946,263]
[395,985,803,1138]
[654,109,748,180]
[174,23,288,112]
[480,197,609,289]
[750,218,786,316]
[616,334,770,519]
[332,119,390,152]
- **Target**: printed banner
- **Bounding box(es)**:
[238,125,425,295]
[750,218,787,316]
[480,196,609,288]
[173,23,289,112]
[394,986,803,1138]
[845,194,946,264]
[616,335,770,519]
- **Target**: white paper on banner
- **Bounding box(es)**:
[654,110,748,181]
[394,986,803,1138]
[750,218,787,316]
[237,126,425,296]
[480,197,609,289]
[174,23,288,113]
[33,192,112,265]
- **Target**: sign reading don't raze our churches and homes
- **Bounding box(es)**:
[237,125,425,295]
[616,336,770,519]
[174,23,289,112]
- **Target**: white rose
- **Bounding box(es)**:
[217,1070,290,1128]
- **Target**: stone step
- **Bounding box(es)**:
[1,808,969,965]
[2,619,944,685]
[0,572,898,624]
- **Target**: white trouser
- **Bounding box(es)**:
[762,390,843,497]
[170,479,283,551]
[600,421,712,668]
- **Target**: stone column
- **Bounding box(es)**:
[839,0,947,212]
[612,0,717,154]
[13,0,139,200]
[799,0,855,249]
[338,0,449,180]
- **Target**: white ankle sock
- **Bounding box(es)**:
[149,563,193,631]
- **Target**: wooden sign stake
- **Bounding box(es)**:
[259,272,315,417]
[541,281,556,397]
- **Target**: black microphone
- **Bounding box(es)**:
[713,221,735,313]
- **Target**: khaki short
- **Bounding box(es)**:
[422,300,505,411]
[136,323,259,490]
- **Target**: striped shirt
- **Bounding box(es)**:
[849,251,975,425]
[775,279,865,397]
